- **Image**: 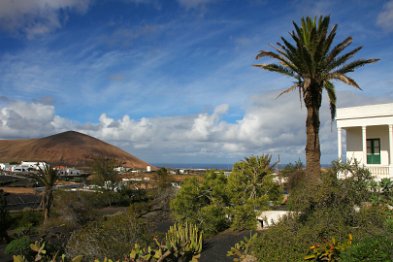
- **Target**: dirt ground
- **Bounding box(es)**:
[0,187,36,194]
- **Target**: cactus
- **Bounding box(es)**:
[164,223,203,262]
[12,241,83,262]
[129,223,203,262]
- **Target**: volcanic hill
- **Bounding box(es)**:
[0,131,153,169]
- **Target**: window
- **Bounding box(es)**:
[367,138,381,164]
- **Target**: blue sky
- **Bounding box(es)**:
[0,0,392,165]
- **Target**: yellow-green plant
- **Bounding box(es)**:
[165,223,203,261]
[13,241,83,262]
[129,223,203,262]
[304,234,352,261]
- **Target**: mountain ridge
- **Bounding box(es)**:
[0,131,153,169]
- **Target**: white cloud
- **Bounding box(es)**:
[0,0,91,38]
[377,0,393,31]
[0,100,58,138]
[0,92,384,164]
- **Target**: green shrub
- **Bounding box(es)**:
[11,209,41,229]
[243,160,391,261]
[65,207,150,260]
[199,204,228,235]
[250,218,308,261]
[340,235,393,261]
[170,171,230,234]
[5,236,31,257]
[230,203,257,231]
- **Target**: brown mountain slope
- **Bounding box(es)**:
[0,131,153,169]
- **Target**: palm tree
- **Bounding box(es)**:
[254,16,379,178]
[36,165,58,224]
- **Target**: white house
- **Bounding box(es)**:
[336,103,393,180]
[21,161,48,171]
[257,210,296,229]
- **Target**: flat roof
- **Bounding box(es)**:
[336,103,393,120]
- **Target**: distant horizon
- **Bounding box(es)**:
[153,162,332,170]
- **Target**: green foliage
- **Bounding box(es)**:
[66,207,150,260]
[11,209,41,229]
[170,171,230,235]
[36,165,58,223]
[129,223,202,262]
[171,155,283,234]
[254,15,378,124]
[242,160,393,261]
[164,223,203,261]
[227,154,278,205]
[199,204,228,234]
[249,217,309,261]
[230,203,257,231]
[289,160,372,216]
[90,156,118,186]
[12,241,83,262]
[227,233,257,262]
[304,234,352,261]
[368,177,393,205]
[5,236,32,257]
[255,16,378,178]
[280,160,305,192]
[340,235,393,261]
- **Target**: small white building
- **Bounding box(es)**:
[257,210,295,229]
[336,103,393,180]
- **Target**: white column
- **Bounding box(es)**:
[389,125,393,177]
[337,127,342,161]
[362,126,367,165]
[389,125,393,165]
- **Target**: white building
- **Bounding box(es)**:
[257,210,296,229]
[21,161,48,171]
[336,103,393,180]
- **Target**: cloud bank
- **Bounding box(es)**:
[3,91,378,164]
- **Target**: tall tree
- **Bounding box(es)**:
[37,165,58,224]
[254,16,378,178]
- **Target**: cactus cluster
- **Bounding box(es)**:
[130,223,203,262]
[164,223,203,261]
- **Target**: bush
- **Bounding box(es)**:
[170,171,230,234]
[238,160,393,261]
[340,235,393,261]
[230,203,257,231]
[66,207,150,260]
[11,209,41,229]
[5,236,31,257]
[199,204,228,235]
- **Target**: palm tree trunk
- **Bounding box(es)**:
[304,85,322,179]
[305,105,321,178]
[43,188,53,224]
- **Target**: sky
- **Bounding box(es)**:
[0,0,392,165]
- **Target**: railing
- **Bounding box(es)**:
[366,165,392,180]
